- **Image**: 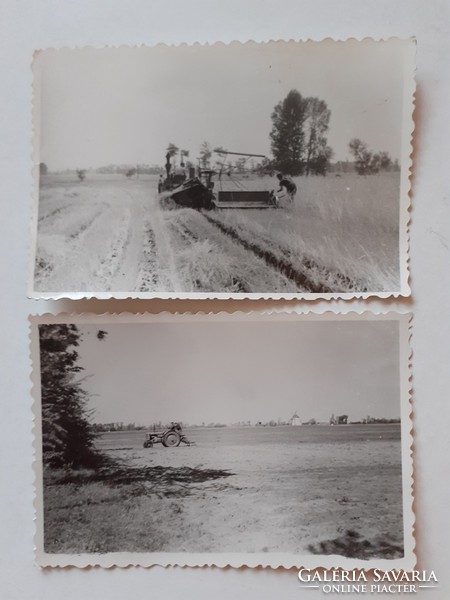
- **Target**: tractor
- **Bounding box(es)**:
[143,423,193,448]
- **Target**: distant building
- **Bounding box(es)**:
[291,412,301,426]
[330,413,348,425]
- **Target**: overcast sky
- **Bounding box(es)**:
[74,319,400,425]
[36,39,411,170]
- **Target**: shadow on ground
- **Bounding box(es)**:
[308,529,404,559]
[45,464,235,498]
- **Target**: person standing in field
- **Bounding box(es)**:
[158,173,164,193]
[276,173,297,203]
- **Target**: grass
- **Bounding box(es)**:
[164,208,296,292]
[43,464,234,554]
[35,172,401,293]
[42,427,404,556]
[212,173,400,292]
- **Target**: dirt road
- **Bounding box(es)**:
[35,175,304,293]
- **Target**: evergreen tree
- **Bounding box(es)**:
[39,324,105,469]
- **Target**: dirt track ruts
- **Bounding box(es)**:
[166,216,253,293]
[202,212,335,294]
[203,211,367,294]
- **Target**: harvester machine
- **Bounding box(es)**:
[159,148,279,210]
[211,189,276,209]
[211,149,277,209]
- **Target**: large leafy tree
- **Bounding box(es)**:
[39,324,105,469]
[270,90,309,176]
[304,98,333,175]
[348,138,373,174]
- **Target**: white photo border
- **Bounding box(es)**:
[31,310,414,570]
[28,37,416,301]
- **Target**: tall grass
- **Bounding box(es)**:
[214,173,400,291]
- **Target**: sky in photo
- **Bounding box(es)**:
[36,39,411,170]
[74,318,401,425]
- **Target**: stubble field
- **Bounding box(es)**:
[43,424,404,558]
[34,172,400,294]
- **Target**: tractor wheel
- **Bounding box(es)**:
[143,440,152,448]
[163,431,181,447]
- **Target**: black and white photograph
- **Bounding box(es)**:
[32,312,414,569]
[31,39,414,299]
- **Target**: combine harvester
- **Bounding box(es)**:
[159,149,279,210]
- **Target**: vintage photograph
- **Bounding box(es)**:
[30,39,414,299]
[32,312,414,569]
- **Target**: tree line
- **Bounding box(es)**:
[269,89,397,177]
[348,138,396,175]
[165,90,398,178]
[41,89,397,180]
[168,95,334,177]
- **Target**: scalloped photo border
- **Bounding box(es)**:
[30,310,414,569]
[28,38,415,301]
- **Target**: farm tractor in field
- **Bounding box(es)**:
[143,423,193,448]
[159,149,281,210]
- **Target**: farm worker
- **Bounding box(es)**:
[165,152,171,178]
[276,173,297,202]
